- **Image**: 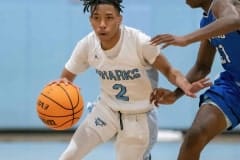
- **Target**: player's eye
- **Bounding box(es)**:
[93,16,99,20]
[106,16,113,20]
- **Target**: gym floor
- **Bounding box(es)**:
[0,130,240,160]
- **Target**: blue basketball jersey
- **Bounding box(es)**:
[200,10,240,81]
[199,10,240,129]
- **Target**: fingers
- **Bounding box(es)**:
[186,77,212,97]
[47,78,71,87]
[47,81,56,86]
[192,77,212,89]
[204,82,212,87]
[161,43,170,49]
[197,77,210,84]
[150,88,176,106]
[201,77,212,87]
[60,78,72,86]
[150,34,174,46]
[199,77,212,85]
[185,92,196,98]
[150,88,160,106]
[154,100,159,107]
[150,88,157,103]
[150,88,164,107]
[194,82,204,89]
[150,34,167,43]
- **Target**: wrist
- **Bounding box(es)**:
[174,87,184,99]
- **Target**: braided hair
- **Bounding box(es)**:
[80,0,124,14]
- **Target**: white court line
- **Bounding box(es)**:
[157,130,183,142]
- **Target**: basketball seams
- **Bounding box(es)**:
[74,86,81,108]
[51,118,79,130]
[38,107,83,117]
[57,83,80,127]
[57,84,79,109]
[37,82,84,130]
[40,93,73,110]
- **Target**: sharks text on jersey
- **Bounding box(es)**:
[96,68,141,81]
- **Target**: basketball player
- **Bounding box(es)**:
[57,0,210,160]
[150,0,240,159]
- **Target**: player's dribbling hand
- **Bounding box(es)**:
[47,78,78,89]
[150,88,177,107]
[48,78,69,85]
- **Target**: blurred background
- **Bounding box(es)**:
[0,0,239,160]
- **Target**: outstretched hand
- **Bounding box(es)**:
[190,77,212,94]
[184,77,212,98]
[150,34,189,49]
[150,77,212,107]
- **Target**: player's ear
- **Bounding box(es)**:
[89,16,93,25]
[117,15,122,25]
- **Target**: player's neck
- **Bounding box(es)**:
[201,0,213,12]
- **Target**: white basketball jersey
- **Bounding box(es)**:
[66,26,160,114]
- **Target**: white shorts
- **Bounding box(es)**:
[59,100,158,160]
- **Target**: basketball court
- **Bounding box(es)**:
[0,130,239,160]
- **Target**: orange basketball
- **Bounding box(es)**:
[36,82,84,130]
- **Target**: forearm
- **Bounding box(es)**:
[185,17,240,44]
[167,68,191,92]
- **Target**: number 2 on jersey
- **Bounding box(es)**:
[112,84,129,101]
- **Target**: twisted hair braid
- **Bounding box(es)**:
[80,0,124,14]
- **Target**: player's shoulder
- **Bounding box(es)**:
[85,31,98,42]
[123,25,143,33]
[214,0,237,4]
[211,0,240,19]
[76,31,98,45]
[73,31,99,53]
[212,0,236,8]
[122,25,150,42]
[123,25,148,35]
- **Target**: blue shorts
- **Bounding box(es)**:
[199,71,240,130]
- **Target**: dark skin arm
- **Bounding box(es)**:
[60,68,77,82]
[186,0,240,43]
[151,0,240,48]
[150,40,216,106]
[175,40,216,98]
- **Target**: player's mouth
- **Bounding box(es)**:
[99,32,107,36]
[97,32,109,39]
